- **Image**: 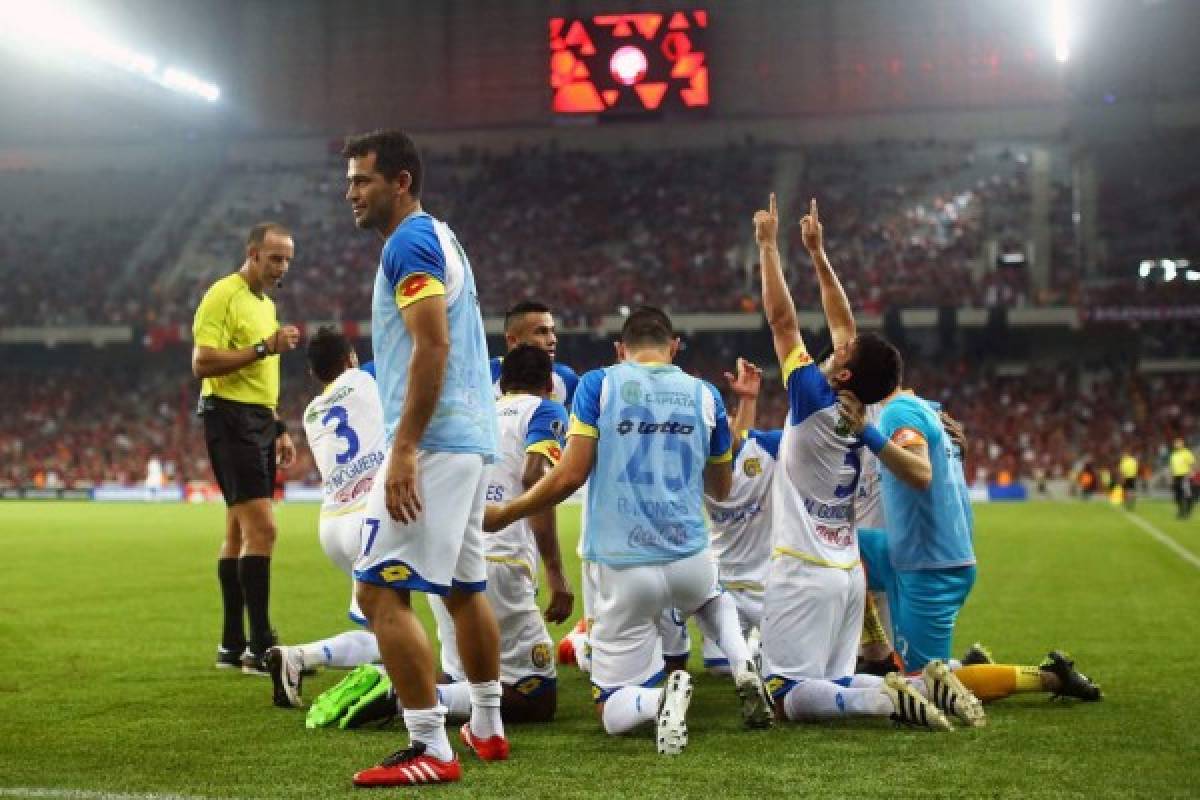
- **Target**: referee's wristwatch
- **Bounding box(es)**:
[254,339,270,360]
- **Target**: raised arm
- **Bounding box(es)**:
[801,198,855,350]
[755,193,805,367]
[724,357,763,450]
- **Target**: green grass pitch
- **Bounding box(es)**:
[1,500,1197,799]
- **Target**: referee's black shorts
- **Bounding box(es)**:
[201,396,277,506]
[1122,477,1137,491]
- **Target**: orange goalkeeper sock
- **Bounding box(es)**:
[955,665,1045,702]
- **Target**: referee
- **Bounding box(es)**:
[1170,439,1195,520]
[191,221,299,674]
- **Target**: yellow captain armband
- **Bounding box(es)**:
[568,415,599,439]
[394,272,446,309]
[526,439,564,465]
[781,344,813,384]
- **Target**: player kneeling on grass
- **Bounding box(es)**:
[266,328,385,709]
[485,307,774,755]
[753,194,978,731]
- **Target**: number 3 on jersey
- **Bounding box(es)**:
[322,405,360,465]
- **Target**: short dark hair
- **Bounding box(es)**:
[504,300,552,333]
[246,222,291,249]
[842,332,903,405]
[307,326,355,384]
[621,306,675,348]
[499,344,553,394]
[341,129,424,197]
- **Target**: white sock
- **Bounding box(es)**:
[299,630,379,669]
[847,674,884,689]
[569,631,592,672]
[402,706,452,762]
[948,659,963,671]
[601,686,662,735]
[782,680,893,721]
[372,663,388,677]
[435,682,472,719]
[467,680,504,740]
[693,593,752,671]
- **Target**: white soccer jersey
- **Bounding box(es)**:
[302,367,387,517]
[706,429,781,588]
[854,404,886,530]
[484,393,569,576]
[772,349,861,569]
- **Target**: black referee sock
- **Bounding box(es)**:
[217,557,246,651]
[239,555,274,652]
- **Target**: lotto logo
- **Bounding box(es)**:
[379,564,412,582]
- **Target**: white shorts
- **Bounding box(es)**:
[432,561,556,687]
[588,550,720,699]
[583,559,691,663]
[701,584,763,667]
[761,557,865,682]
[354,451,488,596]
[319,511,368,624]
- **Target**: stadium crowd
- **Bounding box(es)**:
[2,346,1196,494]
[3,140,1197,328]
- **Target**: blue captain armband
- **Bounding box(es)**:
[860,424,887,455]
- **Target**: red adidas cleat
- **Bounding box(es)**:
[352,743,461,787]
[459,723,510,762]
[557,618,587,667]
[557,634,576,666]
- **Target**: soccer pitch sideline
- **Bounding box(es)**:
[0,501,1196,800]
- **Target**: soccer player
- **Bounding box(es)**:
[430,344,572,723]
[490,301,580,406]
[702,357,778,675]
[842,391,1102,702]
[1118,450,1139,510]
[485,307,773,754]
[191,222,300,674]
[1169,439,1194,519]
[754,194,962,730]
[265,328,384,710]
[343,129,503,787]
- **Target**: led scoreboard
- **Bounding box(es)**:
[550,11,710,117]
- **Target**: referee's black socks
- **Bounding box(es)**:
[217,557,245,651]
[238,555,274,653]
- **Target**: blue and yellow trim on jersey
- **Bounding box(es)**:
[772,545,860,571]
[394,272,445,309]
[526,438,563,465]
[781,344,814,384]
[568,414,598,439]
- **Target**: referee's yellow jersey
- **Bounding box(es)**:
[1119,455,1138,480]
[1171,447,1195,477]
[192,273,280,408]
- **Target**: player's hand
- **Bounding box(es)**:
[483,504,511,533]
[384,445,422,524]
[836,390,868,434]
[800,197,823,253]
[724,357,763,399]
[543,569,575,624]
[940,411,968,453]
[276,432,296,469]
[270,325,301,355]
[753,193,779,246]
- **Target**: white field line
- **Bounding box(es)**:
[1120,509,1200,570]
[0,789,236,800]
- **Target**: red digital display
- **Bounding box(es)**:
[550,11,710,116]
